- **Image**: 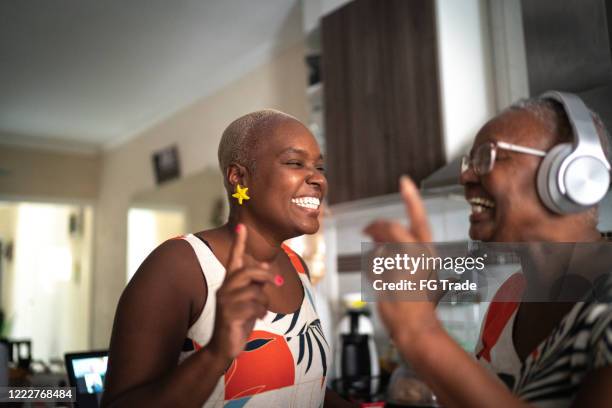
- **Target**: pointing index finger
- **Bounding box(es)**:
[228,223,247,272]
[400,176,432,242]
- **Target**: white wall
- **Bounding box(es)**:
[0,145,100,202]
[487,0,529,108]
[91,41,309,348]
[132,168,225,234]
[435,0,497,160]
[126,208,186,282]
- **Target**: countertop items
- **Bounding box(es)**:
[386,363,439,407]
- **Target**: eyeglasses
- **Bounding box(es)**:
[461,141,547,175]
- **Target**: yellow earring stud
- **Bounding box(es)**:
[232,184,250,205]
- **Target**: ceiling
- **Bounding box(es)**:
[0,0,302,152]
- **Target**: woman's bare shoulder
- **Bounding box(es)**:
[193,227,231,266]
[135,238,199,280]
[121,237,208,312]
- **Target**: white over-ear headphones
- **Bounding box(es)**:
[536,91,611,214]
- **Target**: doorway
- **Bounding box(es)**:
[0,201,94,362]
[126,207,186,282]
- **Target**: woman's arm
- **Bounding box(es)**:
[391,309,612,408]
[380,300,529,408]
[369,177,612,408]
[365,177,529,408]
[572,366,612,408]
[103,226,273,407]
[101,239,228,407]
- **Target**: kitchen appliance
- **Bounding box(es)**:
[334,293,380,401]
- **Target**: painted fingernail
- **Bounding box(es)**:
[274,274,284,287]
[235,224,243,233]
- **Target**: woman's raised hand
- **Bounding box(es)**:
[364,175,432,243]
[363,176,439,343]
[208,224,274,363]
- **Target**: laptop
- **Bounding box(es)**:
[65,350,108,408]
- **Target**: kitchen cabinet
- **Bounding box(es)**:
[521,0,612,95]
[322,0,445,204]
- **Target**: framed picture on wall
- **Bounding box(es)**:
[152,145,181,184]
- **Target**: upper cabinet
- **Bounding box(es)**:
[321,0,445,204]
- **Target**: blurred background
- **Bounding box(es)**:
[1,0,612,404]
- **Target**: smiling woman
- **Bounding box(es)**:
[216,111,326,238]
[365,92,612,408]
[102,110,353,407]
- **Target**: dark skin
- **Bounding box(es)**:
[102,117,355,407]
[460,110,601,360]
[364,109,612,407]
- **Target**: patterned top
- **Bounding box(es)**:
[177,234,331,408]
[475,273,612,407]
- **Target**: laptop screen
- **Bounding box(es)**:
[65,351,108,407]
[71,355,108,394]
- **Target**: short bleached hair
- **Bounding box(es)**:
[218,109,298,184]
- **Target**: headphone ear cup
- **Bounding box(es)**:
[537,143,572,214]
[564,155,610,207]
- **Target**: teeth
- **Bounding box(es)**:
[468,197,495,209]
[291,196,320,209]
[471,205,485,214]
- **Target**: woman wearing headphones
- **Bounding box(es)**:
[102,110,353,407]
[365,93,612,407]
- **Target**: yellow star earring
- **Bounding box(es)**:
[232,184,250,205]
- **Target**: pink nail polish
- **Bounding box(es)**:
[235,224,243,233]
[274,274,284,287]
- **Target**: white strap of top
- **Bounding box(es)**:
[180,234,226,289]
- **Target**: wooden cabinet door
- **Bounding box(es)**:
[322,0,445,204]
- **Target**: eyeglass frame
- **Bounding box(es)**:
[461,141,547,175]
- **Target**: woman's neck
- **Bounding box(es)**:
[512,219,601,243]
[519,226,605,300]
[226,215,284,263]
